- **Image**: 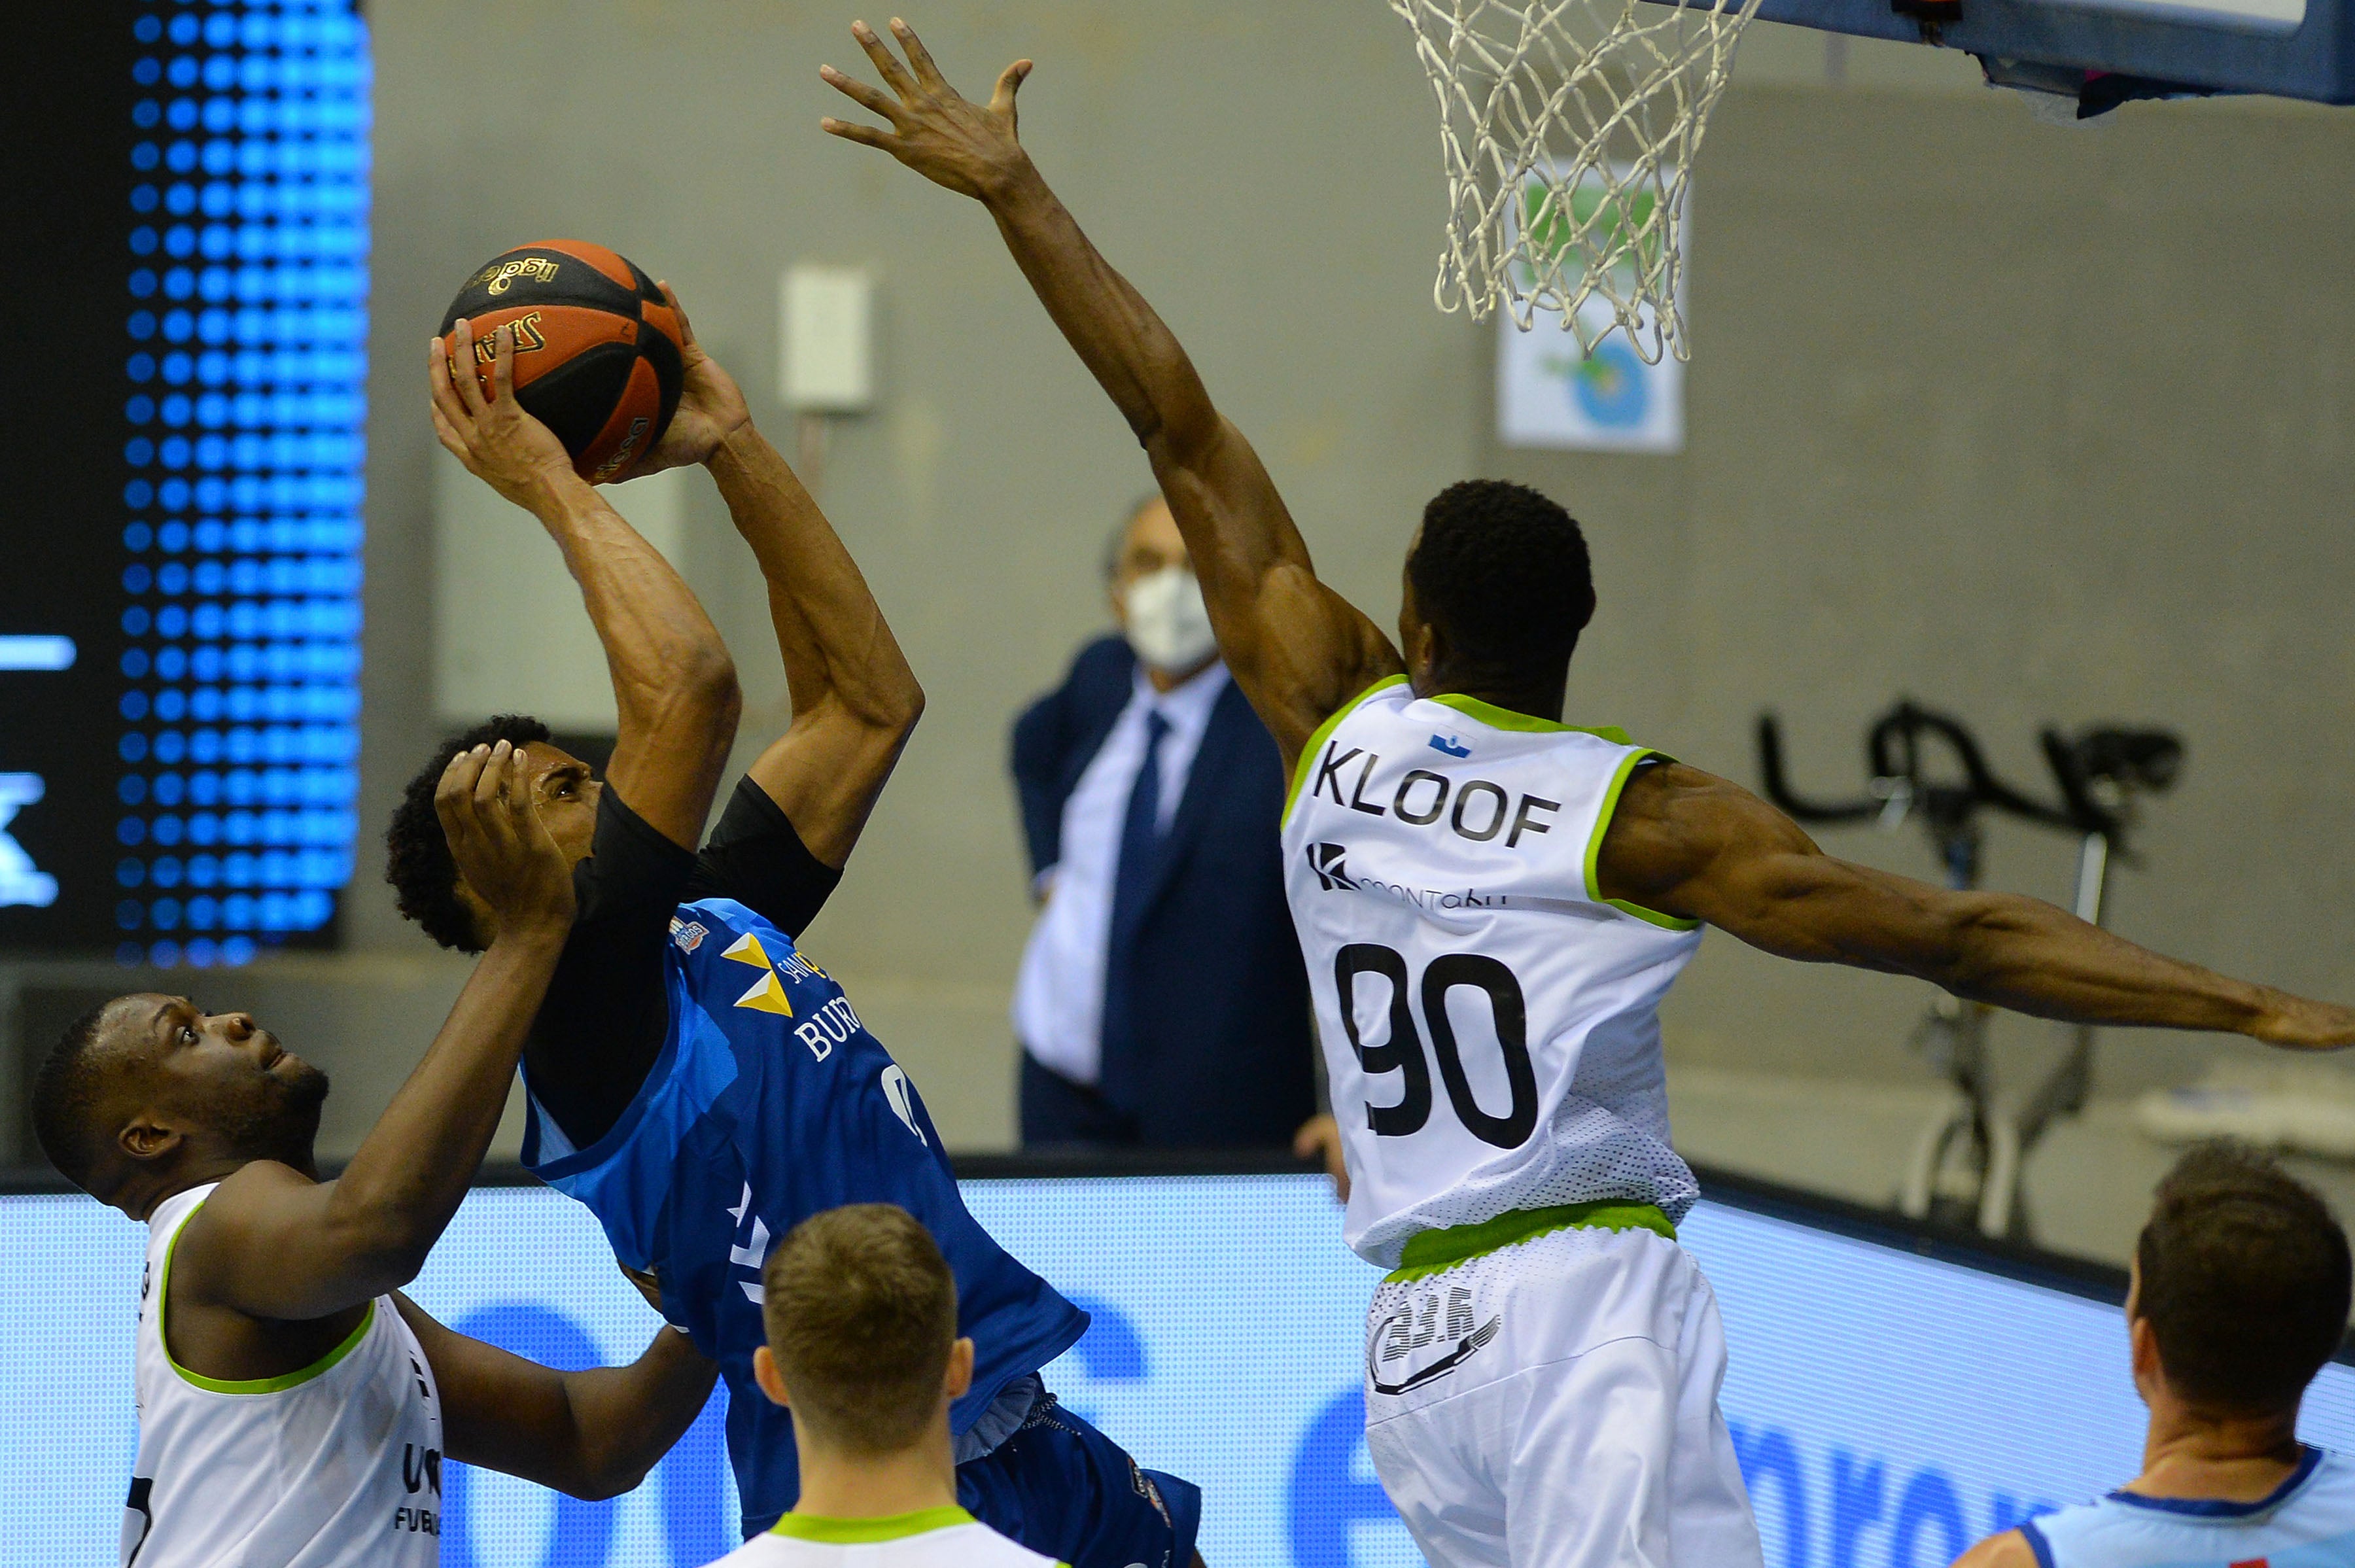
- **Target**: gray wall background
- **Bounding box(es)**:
[9,3,2352,1187]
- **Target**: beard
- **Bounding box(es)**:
[220,1058,332,1170]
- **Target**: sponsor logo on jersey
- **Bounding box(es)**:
[722,930,795,1017]
[669,918,708,954]
[1369,1283,1501,1396]
[1429,733,1472,758]
[1308,843,1356,891]
[391,1505,441,1535]
[402,1443,442,1496]
[727,1182,772,1305]
[881,1064,926,1144]
[1307,740,1560,846]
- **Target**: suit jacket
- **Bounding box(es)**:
[1009,635,1314,1147]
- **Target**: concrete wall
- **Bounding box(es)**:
[9,4,2352,1172]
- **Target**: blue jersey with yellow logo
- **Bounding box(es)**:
[519,895,1089,1534]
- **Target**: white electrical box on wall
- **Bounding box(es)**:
[778,264,875,413]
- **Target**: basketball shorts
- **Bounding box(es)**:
[958,1388,1202,1568]
[1362,1215,1764,1568]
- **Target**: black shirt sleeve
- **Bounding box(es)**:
[684,776,845,940]
[524,787,697,1152]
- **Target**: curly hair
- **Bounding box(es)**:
[385,714,552,953]
[2137,1141,2351,1412]
[1406,479,1595,672]
[31,1002,124,1191]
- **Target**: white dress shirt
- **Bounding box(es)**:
[1012,659,1230,1087]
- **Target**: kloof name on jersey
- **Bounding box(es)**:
[1279,678,1705,1268]
[126,1183,443,1568]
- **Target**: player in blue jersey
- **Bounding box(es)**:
[392,305,1201,1566]
[1954,1144,2354,1568]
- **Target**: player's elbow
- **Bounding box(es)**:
[558,1435,661,1501]
[558,1462,646,1503]
[677,644,742,726]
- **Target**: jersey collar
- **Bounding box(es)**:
[769,1505,977,1543]
[2104,1445,2324,1518]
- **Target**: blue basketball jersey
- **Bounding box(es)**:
[2022,1448,2355,1567]
[519,896,1090,1533]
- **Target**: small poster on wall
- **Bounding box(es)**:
[1494,166,1687,454]
[1497,305,1684,453]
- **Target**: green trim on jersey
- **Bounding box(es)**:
[1584,748,1702,932]
[1384,1201,1677,1283]
[1282,674,1410,828]
[770,1507,977,1543]
[1425,691,1632,746]
[160,1200,377,1395]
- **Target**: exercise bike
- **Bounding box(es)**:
[1756,701,2183,1241]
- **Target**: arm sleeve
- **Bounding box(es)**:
[683,776,844,940]
[524,788,698,1151]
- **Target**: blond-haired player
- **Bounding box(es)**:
[705,1204,1064,1568]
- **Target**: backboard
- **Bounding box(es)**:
[1741,0,2354,109]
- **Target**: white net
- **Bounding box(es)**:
[1392,0,1764,363]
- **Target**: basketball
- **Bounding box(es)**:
[436,239,684,484]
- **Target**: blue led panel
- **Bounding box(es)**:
[6,1175,2354,1567]
[0,0,370,965]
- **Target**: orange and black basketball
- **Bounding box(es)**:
[437,239,684,484]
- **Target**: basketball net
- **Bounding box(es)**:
[1392,0,1762,364]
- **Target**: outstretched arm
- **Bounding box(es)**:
[178,744,581,1322]
[820,20,1401,767]
[1598,762,2355,1048]
[395,1293,717,1501]
[629,285,924,867]
[430,323,741,849]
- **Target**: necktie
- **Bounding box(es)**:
[1098,710,1172,1113]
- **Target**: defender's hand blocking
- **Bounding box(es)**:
[819,18,1034,200]
[435,740,576,937]
[428,320,576,509]
[635,282,752,475]
[2250,992,2355,1051]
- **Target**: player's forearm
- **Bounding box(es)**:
[983,159,1222,466]
[1926,892,2271,1035]
[704,423,922,731]
[550,1328,717,1499]
[322,926,568,1289]
[519,468,739,742]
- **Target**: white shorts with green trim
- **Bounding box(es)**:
[1361,1217,1764,1568]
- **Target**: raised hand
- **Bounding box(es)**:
[2249,992,2355,1051]
[819,18,1034,200]
[636,281,752,475]
[428,320,576,508]
[435,740,577,939]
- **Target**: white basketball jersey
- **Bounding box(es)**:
[2023,1448,2355,1566]
[125,1183,444,1568]
[708,1507,1064,1568]
[1281,678,1705,1268]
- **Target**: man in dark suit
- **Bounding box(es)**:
[1009,495,1316,1148]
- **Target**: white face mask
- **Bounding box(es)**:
[1121,565,1218,674]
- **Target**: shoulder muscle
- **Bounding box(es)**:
[1951,1529,2039,1568]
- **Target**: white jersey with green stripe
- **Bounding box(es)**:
[1280,678,1705,1269]
[124,1183,444,1568]
[706,1506,1064,1568]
